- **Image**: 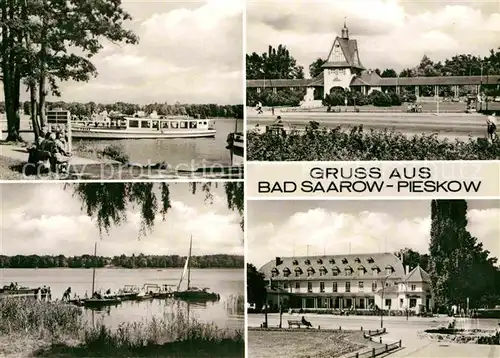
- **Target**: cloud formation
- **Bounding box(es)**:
[247,201,499,269]
[1,0,243,104]
[247,0,500,76]
[0,183,243,257]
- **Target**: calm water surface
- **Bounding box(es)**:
[0,268,243,330]
[74,118,243,166]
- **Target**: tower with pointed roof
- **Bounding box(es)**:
[322,20,365,96]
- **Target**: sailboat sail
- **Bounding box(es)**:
[177,253,190,291]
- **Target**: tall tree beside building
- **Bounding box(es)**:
[428,200,499,311]
[309,58,326,78]
[247,263,267,311]
[246,45,304,80]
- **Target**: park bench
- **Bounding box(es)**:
[26,144,70,174]
[288,320,302,328]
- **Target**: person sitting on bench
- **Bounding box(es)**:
[301,315,313,328]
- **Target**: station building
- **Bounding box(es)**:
[247,22,500,107]
[259,252,433,313]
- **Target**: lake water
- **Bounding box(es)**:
[0,268,244,331]
[74,118,243,166]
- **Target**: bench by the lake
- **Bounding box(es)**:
[288,320,303,328]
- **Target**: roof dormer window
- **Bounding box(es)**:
[307,267,315,277]
[317,259,323,264]
[357,266,366,276]
[342,258,348,264]
[292,260,298,265]
[294,267,302,277]
[319,266,327,276]
[304,259,310,265]
[283,267,291,277]
[367,257,374,264]
[354,257,361,263]
[345,266,353,276]
[372,265,381,275]
[271,268,279,277]
[385,265,394,276]
[329,259,335,264]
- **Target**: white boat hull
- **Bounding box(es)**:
[71,128,216,139]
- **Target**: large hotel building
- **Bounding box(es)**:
[259,253,433,313]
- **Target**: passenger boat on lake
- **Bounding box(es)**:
[71,111,216,139]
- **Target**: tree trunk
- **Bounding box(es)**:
[38,64,47,129]
[30,82,40,141]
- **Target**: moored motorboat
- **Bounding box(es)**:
[226,132,244,167]
[83,297,122,308]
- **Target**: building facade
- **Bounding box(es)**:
[259,253,433,313]
[246,22,500,107]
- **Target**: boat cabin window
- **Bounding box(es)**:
[189,121,197,129]
[129,120,139,128]
[152,121,159,129]
[180,121,187,129]
[162,121,169,129]
[203,121,207,125]
[171,121,179,129]
[140,120,150,128]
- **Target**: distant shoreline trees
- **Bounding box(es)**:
[0,254,244,269]
[0,101,244,120]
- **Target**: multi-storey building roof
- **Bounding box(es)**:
[259,252,405,281]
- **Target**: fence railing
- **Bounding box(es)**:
[347,340,402,358]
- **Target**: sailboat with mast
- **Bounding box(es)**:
[83,242,122,308]
[172,235,220,302]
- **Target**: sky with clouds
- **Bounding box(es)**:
[247,199,500,269]
[0,0,243,105]
[0,183,243,257]
[247,0,500,77]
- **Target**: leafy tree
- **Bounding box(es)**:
[246,45,304,80]
[69,182,244,236]
[246,263,266,311]
[428,200,500,311]
[381,68,397,78]
[309,58,326,78]
[396,248,429,271]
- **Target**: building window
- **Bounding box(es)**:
[358,267,365,276]
[295,282,300,290]
[329,259,335,264]
[304,259,310,265]
[295,268,302,277]
[283,268,291,277]
[307,282,313,293]
[307,267,315,277]
[372,282,377,292]
[345,267,352,276]
[333,282,338,292]
[284,282,289,289]
[411,284,416,291]
[354,257,361,263]
[292,260,298,265]
[409,299,417,308]
[342,258,348,264]
[345,282,351,293]
[385,299,391,307]
[385,266,394,276]
[319,266,327,276]
[256,88,261,93]
[271,268,279,277]
[400,299,403,307]
[358,281,364,289]
[367,257,374,264]
[320,282,325,293]
[317,259,323,264]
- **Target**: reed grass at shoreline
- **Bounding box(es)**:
[0,298,244,357]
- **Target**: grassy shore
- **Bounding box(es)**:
[0,298,243,357]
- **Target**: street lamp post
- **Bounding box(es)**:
[380,274,392,329]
